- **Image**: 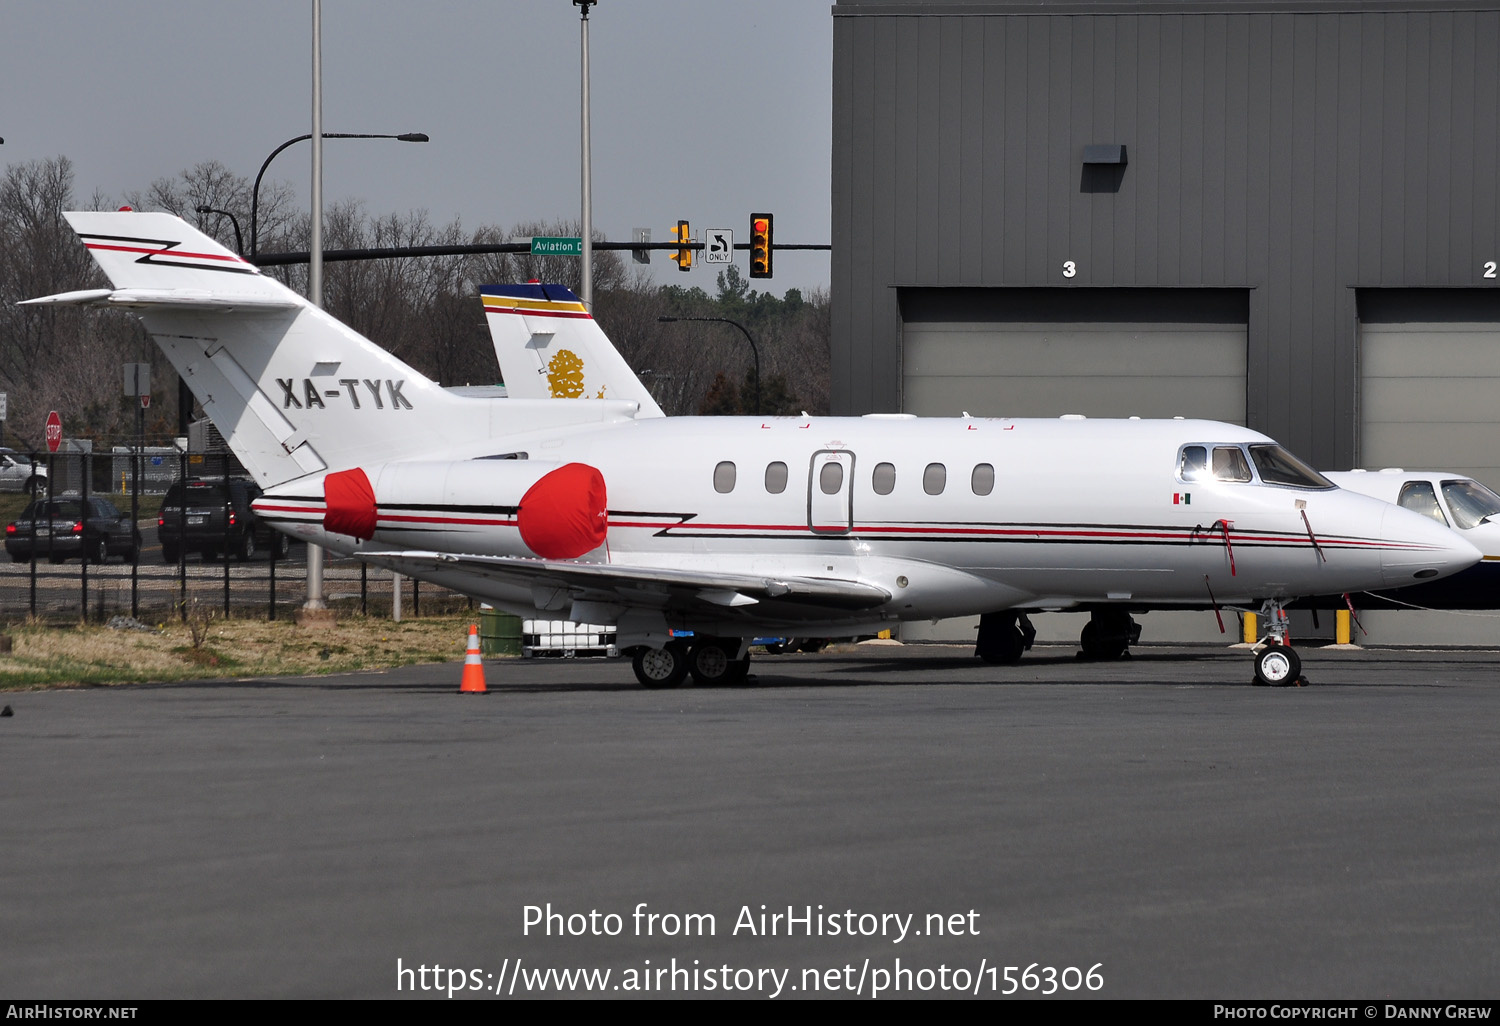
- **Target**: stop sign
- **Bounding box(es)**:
[45,411,61,453]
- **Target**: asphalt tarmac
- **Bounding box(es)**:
[3,641,1498,1000]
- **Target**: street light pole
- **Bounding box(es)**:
[249,131,429,260]
[658,316,762,415]
[306,0,327,617]
[194,205,243,255]
[576,0,596,310]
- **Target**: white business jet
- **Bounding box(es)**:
[1315,470,1500,610]
[25,212,1479,688]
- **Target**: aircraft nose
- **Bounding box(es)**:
[1379,504,1482,588]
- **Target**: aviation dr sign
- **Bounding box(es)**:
[45,410,62,453]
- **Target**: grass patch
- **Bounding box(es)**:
[0,613,488,688]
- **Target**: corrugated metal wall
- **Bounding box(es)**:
[831,0,1500,469]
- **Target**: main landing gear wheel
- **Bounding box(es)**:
[689,638,751,686]
[632,643,689,689]
[1253,645,1302,687]
[1078,610,1140,661]
[976,611,1036,665]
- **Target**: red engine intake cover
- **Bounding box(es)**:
[517,463,608,559]
[323,467,377,541]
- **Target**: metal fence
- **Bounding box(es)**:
[0,448,471,623]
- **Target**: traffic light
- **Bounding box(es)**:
[672,220,692,272]
[749,212,773,278]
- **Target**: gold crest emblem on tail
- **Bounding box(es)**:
[546,349,586,398]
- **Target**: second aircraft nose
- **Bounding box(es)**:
[1379,503,1483,588]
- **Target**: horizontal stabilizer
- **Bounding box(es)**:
[21,287,300,312]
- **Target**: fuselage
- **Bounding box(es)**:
[258,413,1479,634]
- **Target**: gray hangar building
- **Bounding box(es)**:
[828,0,1500,644]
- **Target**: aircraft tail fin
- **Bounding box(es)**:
[481,284,665,417]
[30,212,640,487]
[47,210,292,301]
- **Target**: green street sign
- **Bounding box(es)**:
[530,236,583,256]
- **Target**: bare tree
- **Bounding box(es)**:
[0,156,150,445]
[0,155,831,443]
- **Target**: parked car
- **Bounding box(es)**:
[0,448,47,494]
[157,477,291,562]
[5,496,141,563]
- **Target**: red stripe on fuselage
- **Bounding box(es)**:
[255,502,1435,553]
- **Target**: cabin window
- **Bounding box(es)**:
[1179,446,1208,481]
[764,461,788,494]
[713,461,737,493]
[1212,446,1253,483]
[971,463,995,496]
[820,461,845,495]
[1398,481,1448,526]
[923,463,947,495]
[1441,479,1500,530]
[872,462,896,495]
[1248,445,1333,489]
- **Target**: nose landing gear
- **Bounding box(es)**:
[1252,600,1308,687]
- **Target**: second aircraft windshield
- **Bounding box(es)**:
[1442,479,1500,530]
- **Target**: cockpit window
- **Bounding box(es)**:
[1248,445,1333,489]
[1180,446,1208,481]
[1441,479,1500,530]
[1213,446,1253,483]
[1398,481,1448,525]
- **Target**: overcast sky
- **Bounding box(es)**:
[2,0,833,292]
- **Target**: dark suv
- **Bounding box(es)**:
[157,478,291,562]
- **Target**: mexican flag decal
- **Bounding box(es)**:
[1173,492,1191,505]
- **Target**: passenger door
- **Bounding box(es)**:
[808,450,854,534]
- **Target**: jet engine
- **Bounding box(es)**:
[260,459,608,560]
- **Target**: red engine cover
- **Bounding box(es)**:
[323,467,377,540]
[516,463,608,559]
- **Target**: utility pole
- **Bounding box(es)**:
[301,0,331,625]
[576,0,595,309]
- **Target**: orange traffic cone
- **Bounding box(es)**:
[459,624,488,694]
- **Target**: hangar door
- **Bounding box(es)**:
[899,288,1248,422]
[1359,290,1500,491]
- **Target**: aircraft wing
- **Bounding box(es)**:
[359,550,891,613]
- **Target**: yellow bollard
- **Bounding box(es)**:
[1243,612,1257,644]
[1336,609,1352,645]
